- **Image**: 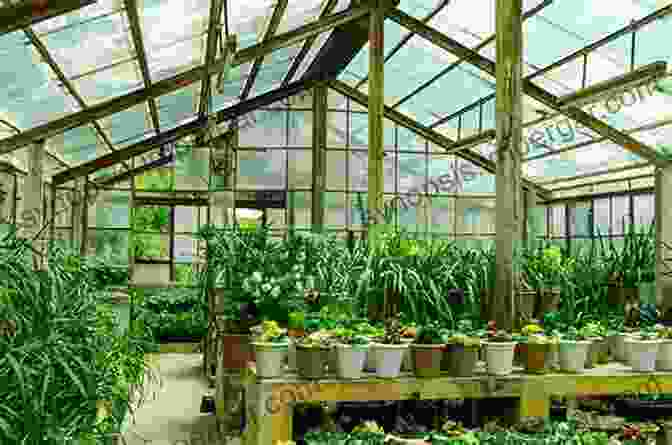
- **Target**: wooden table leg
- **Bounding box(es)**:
[244,382,292,445]
[516,378,550,421]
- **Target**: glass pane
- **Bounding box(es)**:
[237,149,286,190]
[325,192,346,230]
[71,60,143,105]
[157,81,201,130]
[288,150,311,188]
[550,205,565,238]
[326,150,346,190]
[239,109,286,147]
[174,235,195,263]
[634,193,654,228]
[569,202,591,238]
[612,195,631,235]
[174,206,198,233]
[593,198,610,237]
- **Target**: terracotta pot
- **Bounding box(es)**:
[520,343,549,374]
[410,344,444,378]
[445,343,479,377]
[221,334,253,369]
[288,328,305,338]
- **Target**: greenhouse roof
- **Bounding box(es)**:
[0,0,671,197]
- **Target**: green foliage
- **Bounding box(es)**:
[134,288,207,340]
[0,227,155,444]
[415,321,444,344]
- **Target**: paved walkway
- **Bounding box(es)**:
[121,353,239,445]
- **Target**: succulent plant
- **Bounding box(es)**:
[251,320,287,343]
[487,330,513,342]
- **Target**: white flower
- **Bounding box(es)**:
[262,283,271,292]
[242,279,251,292]
[271,286,280,298]
[295,273,301,281]
[295,282,303,291]
[292,264,300,272]
[252,271,263,283]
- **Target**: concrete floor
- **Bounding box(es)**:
[121,353,239,445]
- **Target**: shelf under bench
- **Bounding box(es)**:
[237,362,672,445]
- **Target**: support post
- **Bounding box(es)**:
[25,139,45,268]
[129,161,135,284]
[656,165,672,315]
[80,179,89,257]
[368,0,385,245]
[71,178,85,249]
[494,0,524,331]
[211,120,237,227]
[312,83,327,232]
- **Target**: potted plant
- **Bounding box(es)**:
[370,315,408,378]
[250,320,289,378]
[625,326,661,372]
[482,330,517,376]
[401,320,417,372]
[580,321,608,368]
[287,311,306,371]
[295,331,333,379]
[410,322,445,378]
[558,327,592,373]
[333,327,370,379]
[525,246,571,320]
[359,322,384,372]
[218,302,258,370]
[656,325,672,371]
[444,319,481,377]
[519,323,556,374]
[542,311,565,369]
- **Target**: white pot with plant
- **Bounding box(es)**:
[483,330,517,376]
[250,321,289,378]
[370,316,408,378]
[558,327,592,373]
[333,327,370,379]
[626,327,661,372]
[656,325,672,370]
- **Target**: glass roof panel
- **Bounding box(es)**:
[636,15,672,67]
[230,0,277,49]
[524,141,642,180]
[146,33,206,82]
[99,102,153,145]
[157,81,201,131]
[397,64,495,126]
[276,0,323,35]
[427,0,495,46]
[31,0,123,34]
[50,125,101,164]
[398,0,437,18]
[70,59,143,104]
[543,162,655,190]
[0,31,80,133]
[248,43,303,97]
[140,0,209,81]
[38,11,134,79]
[384,35,459,107]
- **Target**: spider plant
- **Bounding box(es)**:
[0,227,156,444]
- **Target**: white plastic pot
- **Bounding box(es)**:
[401,338,414,371]
[335,344,369,379]
[287,339,296,371]
[370,343,408,378]
[656,340,672,371]
[252,342,288,378]
[558,340,591,373]
[547,344,559,369]
[607,333,628,362]
[626,338,661,372]
[483,341,517,376]
[364,347,376,372]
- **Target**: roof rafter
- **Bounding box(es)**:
[198,0,225,118]
[123,0,161,133]
[240,0,289,101]
[329,79,550,198]
[0,3,372,157]
[387,9,666,166]
[427,2,672,130]
[280,0,338,87]
[393,0,552,111]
